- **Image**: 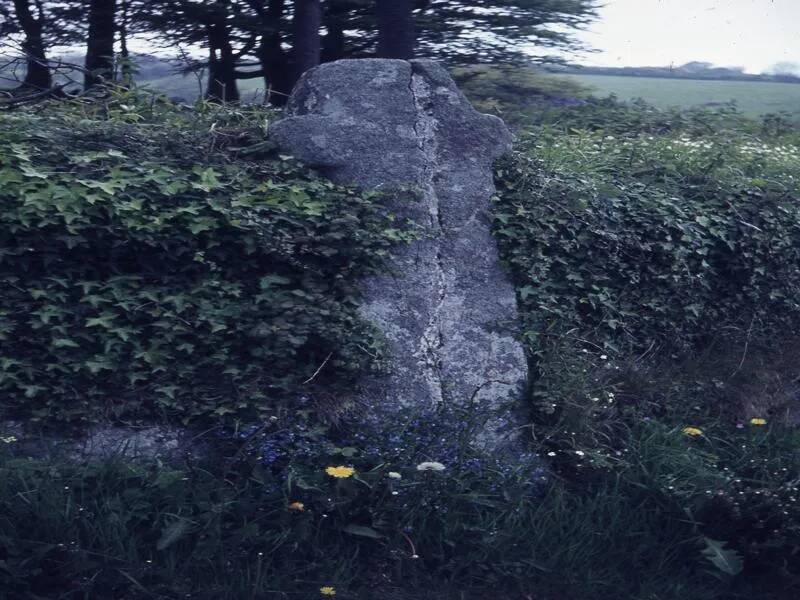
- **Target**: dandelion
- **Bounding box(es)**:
[387,471,402,480]
[320,586,336,596]
[288,501,305,511]
[325,466,355,478]
[416,461,446,472]
[682,427,703,437]
[750,418,767,426]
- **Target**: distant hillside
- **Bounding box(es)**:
[547,61,800,84]
[0,53,268,102]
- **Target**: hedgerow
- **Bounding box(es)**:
[0,91,412,424]
[494,108,800,360]
[490,101,800,595]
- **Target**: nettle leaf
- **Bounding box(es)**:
[342,525,383,539]
[157,518,195,551]
[701,537,743,576]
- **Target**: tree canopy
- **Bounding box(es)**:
[1,0,599,102]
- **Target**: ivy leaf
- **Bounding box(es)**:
[85,359,114,374]
[86,314,116,328]
[259,275,292,289]
[694,216,711,227]
[77,179,124,196]
[20,165,48,179]
[187,217,217,234]
[191,167,223,192]
[51,338,80,349]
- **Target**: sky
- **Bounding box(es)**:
[566,0,800,74]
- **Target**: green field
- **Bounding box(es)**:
[562,73,800,120]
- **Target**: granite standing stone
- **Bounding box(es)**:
[270,59,528,448]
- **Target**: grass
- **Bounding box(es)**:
[561,73,800,120]
[2,412,797,599]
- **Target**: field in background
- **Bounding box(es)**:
[561,73,800,120]
[145,70,800,122]
[5,54,800,120]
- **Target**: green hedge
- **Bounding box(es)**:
[494,113,800,358]
[0,94,410,424]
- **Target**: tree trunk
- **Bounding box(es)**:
[257,0,291,106]
[375,0,414,59]
[11,0,51,89]
[84,0,117,90]
[321,0,346,63]
[291,0,320,82]
[206,19,240,103]
[118,0,132,83]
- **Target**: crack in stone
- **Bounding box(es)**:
[409,65,446,406]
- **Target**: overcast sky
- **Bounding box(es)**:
[567,0,800,73]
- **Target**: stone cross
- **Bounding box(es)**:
[270,59,528,448]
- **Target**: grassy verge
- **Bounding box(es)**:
[1,413,798,599]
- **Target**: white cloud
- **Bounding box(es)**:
[567,0,800,74]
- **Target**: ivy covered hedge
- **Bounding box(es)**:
[0,94,409,424]
[493,111,800,358]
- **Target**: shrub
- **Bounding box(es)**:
[492,100,800,597]
[0,91,412,424]
[494,107,800,359]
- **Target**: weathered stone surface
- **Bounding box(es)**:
[3,420,204,461]
[270,59,528,447]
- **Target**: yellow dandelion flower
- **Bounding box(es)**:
[325,466,355,478]
[320,586,336,596]
[682,427,703,437]
[288,501,305,511]
[749,418,767,426]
